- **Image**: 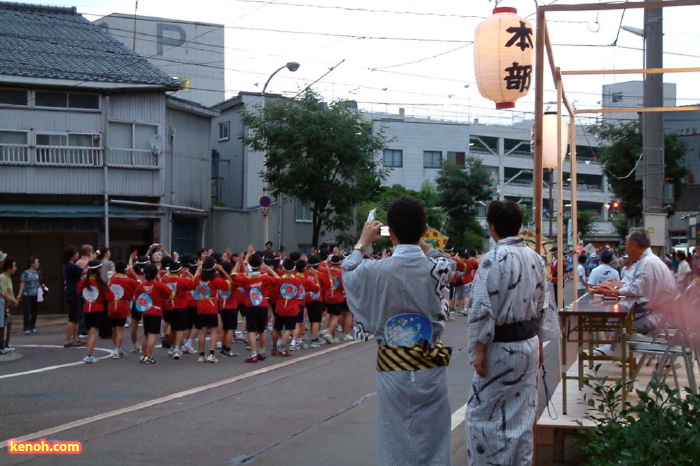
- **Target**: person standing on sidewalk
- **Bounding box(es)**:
[63,245,84,348]
[343,197,454,466]
[1,255,19,354]
[17,256,44,335]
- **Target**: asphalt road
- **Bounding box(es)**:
[0,288,569,465]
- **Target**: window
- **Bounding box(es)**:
[295,198,313,222]
[383,149,403,167]
[423,150,442,168]
[0,130,29,164]
[108,122,159,168]
[612,92,623,103]
[0,89,28,106]
[218,121,230,141]
[446,151,465,166]
[36,133,101,166]
[35,91,99,109]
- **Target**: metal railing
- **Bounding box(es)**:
[36,145,103,166]
[0,143,29,164]
[108,148,159,169]
[0,144,159,169]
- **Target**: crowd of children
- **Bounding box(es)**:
[68,243,357,365]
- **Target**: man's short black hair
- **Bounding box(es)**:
[486,200,523,239]
[578,255,588,264]
[144,264,159,281]
[248,254,262,269]
[599,248,614,264]
[115,261,128,274]
[289,251,301,262]
[387,197,427,244]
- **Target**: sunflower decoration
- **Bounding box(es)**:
[423,226,449,250]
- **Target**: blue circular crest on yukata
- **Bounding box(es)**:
[196,283,212,299]
[331,275,339,290]
[249,287,263,306]
[297,284,306,300]
[310,289,320,300]
[135,293,153,313]
[166,282,178,294]
[219,288,232,299]
[110,284,125,300]
[384,313,433,347]
[280,283,298,300]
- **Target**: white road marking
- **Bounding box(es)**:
[451,403,467,431]
[0,345,113,379]
[0,340,360,449]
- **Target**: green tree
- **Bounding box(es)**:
[240,89,390,247]
[564,211,598,242]
[590,121,688,226]
[435,157,493,248]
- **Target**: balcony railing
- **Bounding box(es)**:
[0,144,159,169]
[108,148,159,169]
[36,145,103,166]
[0,143,29,164]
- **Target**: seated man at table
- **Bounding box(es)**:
[590,227,678,356]
[587,248,620,289]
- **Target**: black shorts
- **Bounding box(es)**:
[110,317,127,328]
[84,311,105,329]
[245,306,268,334]
[66,296,82,324]
[169,308,188,332]
[162,310,172,325]
[326,302,345,316]
[186,306,198,330]
[306,301,323,323]
[142,315,161,335]
[294,305,305,324]
[273,311,296,332]
[219,308,238,331]
[130,303,142,321]
[448,283,457,300]
[196,313,219,330]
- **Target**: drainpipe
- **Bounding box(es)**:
[103,94,110,248]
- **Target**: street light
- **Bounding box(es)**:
[261,62,300,245]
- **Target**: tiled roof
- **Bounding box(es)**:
[0,2,181,88]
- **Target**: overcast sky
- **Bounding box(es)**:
[12,0,700,125]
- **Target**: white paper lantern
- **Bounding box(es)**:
[474,7,534,109]
[542,111,569,169]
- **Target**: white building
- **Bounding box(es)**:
[94,14,225,107]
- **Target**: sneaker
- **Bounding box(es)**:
[144,357,156,364]
[172,349,181,360]
[25,330,31,335]
[280,350,292,357]
[78,334,88,339]
[245,355,258,363]
[197,355,206,363]
[341,333,355,341]
[301,340,310,349]
[310,339,321,348]
[139,356,146,363]
[271,348,280,356]
[82,355,97,364]
[257,352,267,361]
[220,349,238,357]
[31,328,38,334]
[592,345,616,357]
[112,350,120,359]
[215,341,222,349]
[118,350,127,358]
[182,343,196,354]
[289,343,299,352]
[130,347,141,354]
[331,336,341,344]
[206,354,218,363]
[323,333,334,344]
[168,347,175,356]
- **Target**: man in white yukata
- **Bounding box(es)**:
[343,197,454,466]
[466,200,547,466]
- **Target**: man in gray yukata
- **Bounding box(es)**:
[466,200,556,465]
[343,197,454,466]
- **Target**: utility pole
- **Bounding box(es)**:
[643,0,666,247]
